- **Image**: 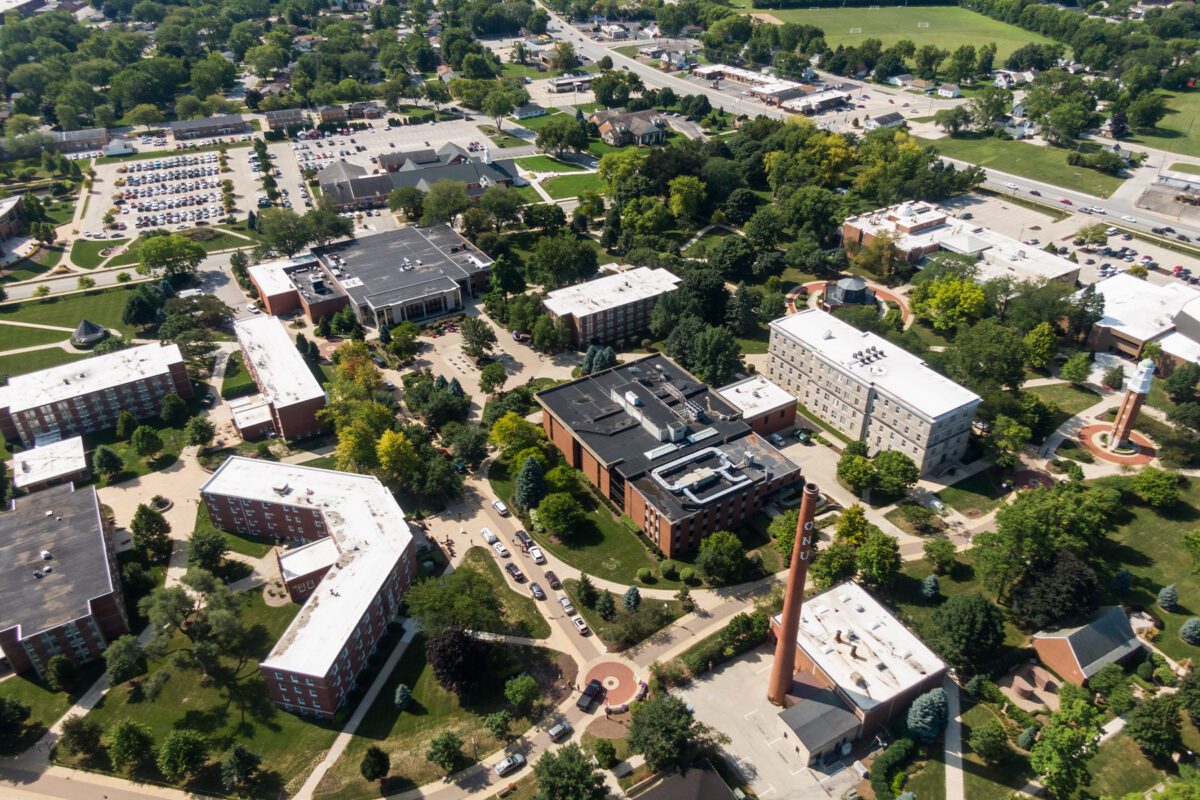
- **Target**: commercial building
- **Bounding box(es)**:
[542,267,681,346]
[201,457,415,718]
[48,128,109,153]
[842,202,1081,285]
[1087,272,1200,363]
[232,315,327,441]
[714,375,796,436]
[0,483,129,677]
[782,89,851,115]
[537,355,803,558]
[769,581,945,767]
[265,109,308,131]
[767,309,980,476]
[168,114,250,141]
[863,113,906,130]
[1033,606,1142,685]
[549,74,593,93]
[317,105,348,123]
[0,195,25,243]
[248,254,349,320]
[0,343,192,447]
[11,436,89,493]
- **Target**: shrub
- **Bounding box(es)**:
[1181,617,1200,646]
[637,567,652,582]
[1111,568,1133,594]
[1159,583,1179,611]
[969,719,1011,764]
[964,675,986,698]
[679,567,695,583]
[591,738,617,769]
[360,745,389,781]
[920,574,941,600]
[869,738,915,800]
[1016,725,1039,751]
[1138,660,1156,682]
[659,560,677,579]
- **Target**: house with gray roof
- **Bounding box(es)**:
[169,114,250,141]
[1033,606,1142,685]
[48,127,109,153]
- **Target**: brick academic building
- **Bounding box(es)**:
[536,355,802,558]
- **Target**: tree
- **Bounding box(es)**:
[420,180,472,226]
[505,673,539,714]
[1010,550,1099,631]
[811,541,859,589]
[933,106,973,135]
[1127,695,1182,760]
[127,103,165,130]
[376,429,419,489]
[1181,618,1200,646]
[515,456,547,511]
[923,538,957,575]
[944,319,1026,392]
[157,729,209,782]
[188,527,228,573]
[856,529,901,586]
[490,412,544,454]
[426,627,484,697]
[479,361,508,395]
[105,719,154,771]
[873,450,919,497]
[527,233,597,289]
[969,719,1012,764]
[1159,584,1179,611]
[533,743,606,800]
[696,531,746,586]
[932,593,1004,671]
[221,746,262,795]
[537,493,584,538]
[1024,322,1057,369]
[59,715,104,759]
[485,710,513,740]
[1130,467,1180,508]
[426,732,463,774]
[688,325,742,386]
[116,410,139,439]
[596,590,616,620]
[628,692,725,772]
[183,417,215,450]
[907,688,949,743]
[912,275,986,333]
[536,117,588,157]
[482,89,521,131]
[921,574,941,600]
[667,175,706,221]
[256,209,313,258]
[104,635,147,684]
[988,414,1033,470]
[1128,93,1168,133]
[422,80,451,109]
[131,425,164,461]
[137,234,206,279]
[360,745,390,781]
[1031,696,1102,798]
[838,454,876,495]
[388,186,425,219]
[623,585,642,613]
[160,393,187,428]
[460,316,497,359]
[45,654,75,693]
[131,503,171,561]
[1060,351,1092,384]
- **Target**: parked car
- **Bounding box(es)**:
[481,527,498,545]
[545,570,561,589]
[495,754,526,777]
[493,500,510,516]
[514,530,533,548]
[505,563,525,582]
[493,541,510,558]
[558,593,575,614]
[572,616,590,635]
[577,678,603,710]
[768,433,786,447]
[529,582,546,600]
[547,720,573,741]
[530,546,546,565]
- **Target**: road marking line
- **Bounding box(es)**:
[744,709,759,719]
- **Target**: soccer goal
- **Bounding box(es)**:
[849,26,863,32]
[917,21,930,27]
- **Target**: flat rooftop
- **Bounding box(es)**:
[0,342,184,416]
[316,226,492,312]
[12,436,87,489]
[0,483,114,640]
[1090,272,1199,342]
[234,315,325,409]
[543,267,681,319]
[278,537,340,582]
[715,375,795,419]
[537,355,801,520]
[247,255,321,299]
[201,457,412,677]
[228,393,274,430]
[777,581,945,713]
[770,309,981,421]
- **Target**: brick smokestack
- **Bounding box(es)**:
[768,482,821,706]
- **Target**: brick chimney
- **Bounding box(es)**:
[767,482,821,706]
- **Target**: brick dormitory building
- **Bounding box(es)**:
[200,457,415,718]
[0,342,191,447]
[230,315,328,441]
[0,483,129,677]
[536,354,803,557]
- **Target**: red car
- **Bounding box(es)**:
[1060,198,1073,205]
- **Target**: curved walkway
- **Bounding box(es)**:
[785,278,914,326]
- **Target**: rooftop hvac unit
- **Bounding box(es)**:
[40,550,52,560]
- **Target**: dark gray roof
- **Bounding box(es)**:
[1038,606,1141,679]
[315,226,492,311]
[836,276,867,291]
[169,114,247,134]
[72,319,106,343]
[0,484,114,640]
[320,157,519,206]
[316,160,367,185]
[378,148,440,171]
[872,112,905,125]
[265,109,305,120]
[50,128,106,143]
[634,761,737,800]
[779,687,862,749]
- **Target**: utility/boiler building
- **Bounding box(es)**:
[0,343,191,447]
[11,436,89,493]
[231,315,327,441]
[200,457,416,719]
[714,375,796,436]
[542,267,681,346]
[0,483,129,677]
[537,355,802,557]
[769,581,945,767]
[248,255,350,321]
[767,309,979,476]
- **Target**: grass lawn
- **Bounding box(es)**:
[0,323,70,351]
[313,636,570,799]
[682,227,735,259]
[1145,376,1178,414]
[513,112,570,132]
[3,244,66,283]
[902,745,947,800]
[221,351,259,399]
[500,62,559,80]
[573,103,604,114]
[459,547,552,639]
[0,346,87,376]
[1170,161,1200,175]
[108,229,252,268]
[1126,91,1200,159]
[0,662,106,755]
[70,238,128,269]
[937,466,1010,518]
[511,184,543,204]
[541,173,603,200]
[1028,382,1102,419]
[917,134,1126,198]
[488,458,671,586]
[1078,733,1169,799]
[514,155,585,173]
[85,405,196,486]
[43,199,77,227]
[884,503,946,536]
[477,125,527,149]
[745,6,1054,61]
[193,501,274,559]
[734,320,770,355]
[0,284,140,337]
[57,593,340,797]
[960,703,1035,800]
[563,578,687,651]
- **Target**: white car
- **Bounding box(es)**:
[1005,182,1019,190]
[480,527,498,545]
[492,499,510,516]
[558,594,576,614]
[572,616,590,635]
[530,546,546,565]
[493,541,510,558]
[1121,215,1137,223]
[1092,206,1108,214]
[245,304,260,314]
[494,753,526,777]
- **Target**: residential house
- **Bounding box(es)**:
[589,109,667,146]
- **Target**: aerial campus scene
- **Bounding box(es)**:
[4,0,1200,799]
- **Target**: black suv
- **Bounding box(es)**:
[577,679,604,711]
[514,530,533,548]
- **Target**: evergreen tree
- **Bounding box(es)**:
[596,589,616,620]
[1159,584,1179,610]
[622,585,641,613]
[116,410,139,439]
[598,346,617,371]
[295,333,310,357]
[921,574,941,600]
[906,688,949,743]
[578,573,598,607]
[394,683,413,711]
[582,344,598,374]
[1111,568,1133,594]
[515,456,547,511]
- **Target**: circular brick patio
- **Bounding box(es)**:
[584,661,638,706]
[1076,424,1157,465]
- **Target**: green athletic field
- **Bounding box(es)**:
[744,6,1055,62]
